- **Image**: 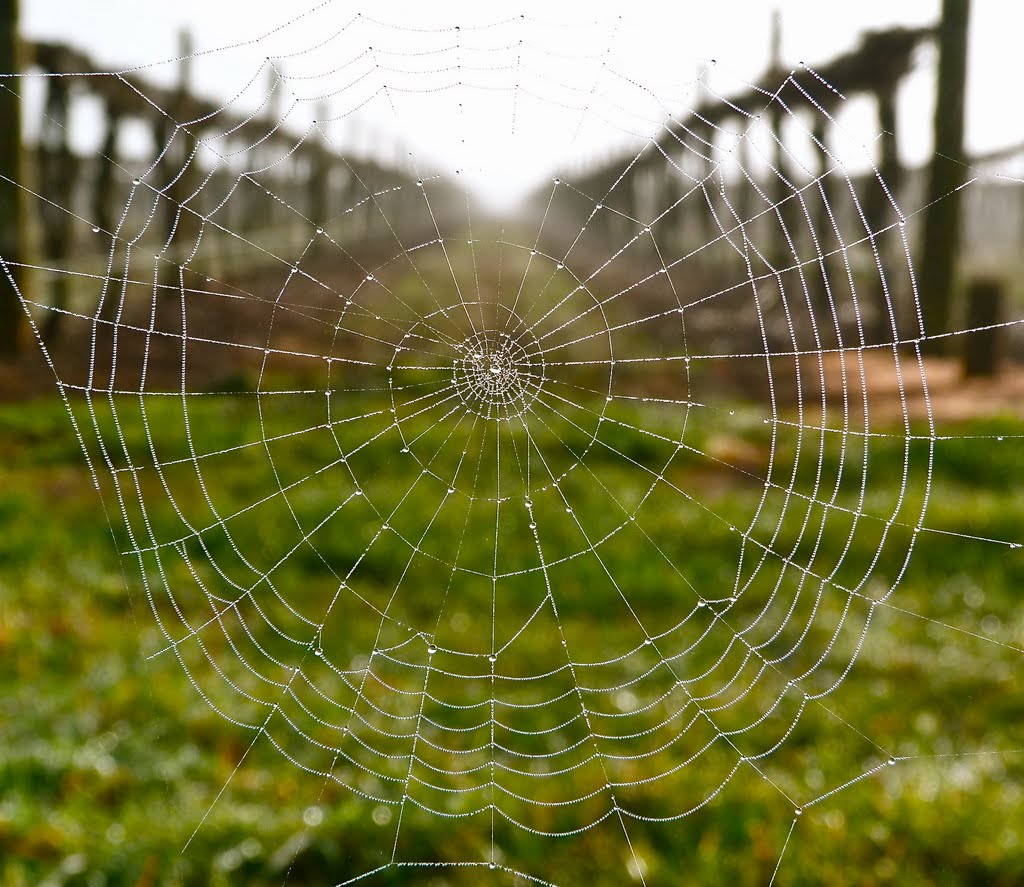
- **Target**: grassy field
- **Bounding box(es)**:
[1,389,1023,887]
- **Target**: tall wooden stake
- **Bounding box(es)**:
[0,0,25,359]
[920,0,970,351]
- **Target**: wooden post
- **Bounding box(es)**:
[767,9,794,274]
[309,102,331,229]
[93,104,121,233]
[0,0,25,359]
[736,127,755,238]
[164,30,200,282]
[865,81,903,343]
[962,278,1002,377]
[39,76,78,344]
[920,0,970,351]
[694,122,715,255]
[875,85,902,198]
[812,114,840,318]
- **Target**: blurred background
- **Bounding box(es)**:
[1,1,1023,885]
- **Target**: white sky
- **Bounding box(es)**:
[19,0,1024,208]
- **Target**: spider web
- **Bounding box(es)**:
[4,6,1024,885]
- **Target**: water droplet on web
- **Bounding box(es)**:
[427,645,437,655]
[91,226,100,234]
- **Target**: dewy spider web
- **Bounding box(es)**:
[4,5,1024,885]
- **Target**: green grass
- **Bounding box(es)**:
[1,393,1023,886]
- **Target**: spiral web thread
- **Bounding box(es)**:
[4,8,1024,885]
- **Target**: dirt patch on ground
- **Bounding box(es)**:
[806,349,1024,428]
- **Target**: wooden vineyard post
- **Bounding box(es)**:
[962,278,1003,378]
[0,0,25,359]
[38,76,78,344]
[866,80,903,345]
[920,0,970,351]
[811,111,840,319]
[309,103,331,234]
[92,106,122,234]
